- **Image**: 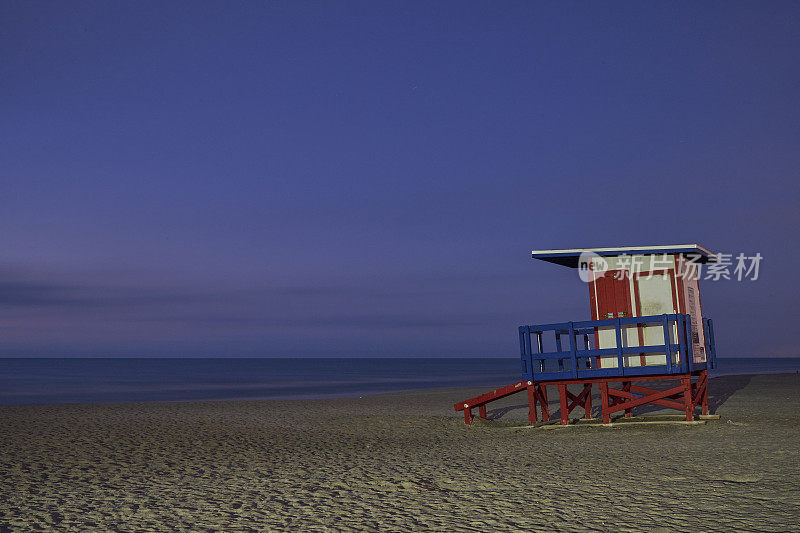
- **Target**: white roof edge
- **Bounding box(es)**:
[532,244,717,259]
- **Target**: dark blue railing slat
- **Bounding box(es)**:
[685,315,692,373]
[568,322,578,379]
[615,318,625,376]
[662,315,671,373]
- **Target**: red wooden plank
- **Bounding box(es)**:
[629,384,686,404]
[559,384,569,425]
[566,383,592,413]
[676,258,687,314]
[453,381,528,411]
[629,384,667,395]
[607,384,686,401]
[607,387,685,410]
[529,372,699,387]
[604,384,688,415]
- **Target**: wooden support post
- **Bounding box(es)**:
[527,384,538,424]
[701,370,709,415]
[463,407,473,425]
[600,382,611,424]
[478,404,487,419]
[681,376,694,421]
[690,370,709,416]
[558,384,569,425]
[583,383,593,418]
[623,381,632,418]
[539,384,550,421]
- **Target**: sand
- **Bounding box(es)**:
[1,373,798,532]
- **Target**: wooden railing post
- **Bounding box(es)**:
[684,316,692,373]
[568,322,578,379]
[662,314,672,373]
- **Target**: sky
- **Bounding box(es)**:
[1,1,799,357]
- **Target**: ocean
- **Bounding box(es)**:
[1,357,798,406]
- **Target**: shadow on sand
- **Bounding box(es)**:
[486,374,753,421]
[705,374,753,414]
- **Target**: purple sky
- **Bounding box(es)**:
[2,2,798,357]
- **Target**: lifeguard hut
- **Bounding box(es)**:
[455,244,718,425]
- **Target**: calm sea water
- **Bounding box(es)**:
[0,357,798,406]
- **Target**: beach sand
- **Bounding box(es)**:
[1,373,798,532]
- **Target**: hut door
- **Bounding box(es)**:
[592,270,633,368]
[594,270,632,320]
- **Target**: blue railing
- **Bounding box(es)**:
[518,314,716,382]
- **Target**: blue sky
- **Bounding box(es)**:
[2,1,798,356]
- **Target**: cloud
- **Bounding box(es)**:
[0,267,486,331]
[127,312,481,329]
[0,281,104,308]
[0,280,212,309]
